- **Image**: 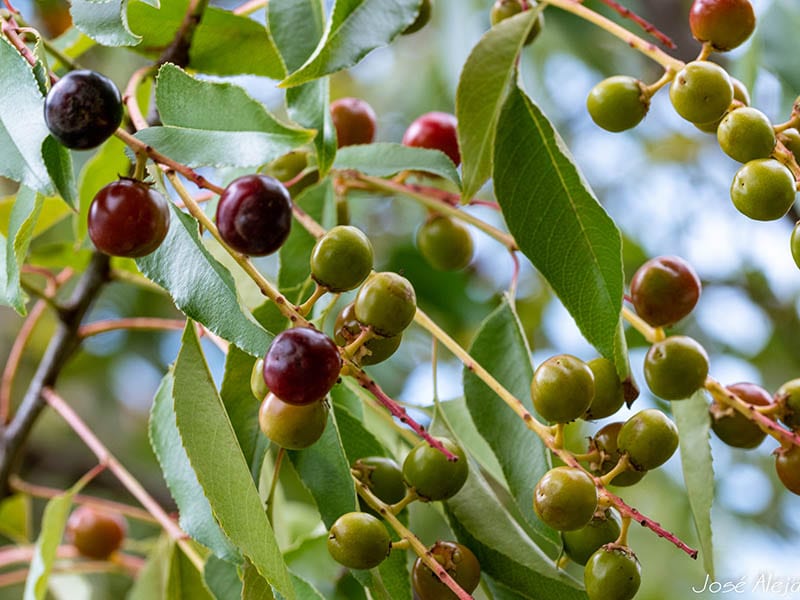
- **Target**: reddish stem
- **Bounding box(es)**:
[78,317,187,338]
[2,0,18,14]
[596,0,676,49]
[1,17,54,83]
[1,301,47,424]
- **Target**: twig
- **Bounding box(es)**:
[123,65,154,132]
[1,301,47,424]
[78,318,187,339]
[595,0,676,48]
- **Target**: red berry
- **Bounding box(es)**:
[65,506,127,560]
[402,112,461,166]
[630,256,701,327]
[689,0,755,51]
[330,97,377,147]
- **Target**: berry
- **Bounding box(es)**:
[586,76,649,133]
[353,457,407,505]
[584,547,641,600]
[334,303,402,366]
[531,354,595,423]
[43,70,123,150]
[402,112,461,166]
[354,271,417,337]
[562,510,621,566]
[584,358,625,420]
[327,512,391,570]
[412,541,481,600]
[710,382,771,448]
[416,215,474,271]
[533,467,597,531]
[402,437,468,501]
[792,222,800,270]
[730,159,797,221]
[630,255,701,328]
[618,409,679,470]
[310,225,374,292]
[262,327,342,405]
[216,174,292,256]
[695,76,750,133]
[717,107,776,163]
[777,378,800,430]
[262,151,308,183]
[590,422,646,486]
[258,393,328,450]
[775,446,800,495]
[403,0,432,34]
[330,97,377,147]
[644,335,709,401]
[689,0,756,51]
[65,506,127,560]
[251,357,269,400]
[781,128,800,164]
[490,0,544,46]
[670,61,733,124]
[88,179,170,258]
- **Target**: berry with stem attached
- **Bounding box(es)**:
[310,225,374,292]
[562,510,622,566]
[402,112,461,166]
[584,357,625,420]
[730,159,797,221]
[695,76,751,133]
[777,378,800,430]
[402,437,468,501]
[775,446,800,495]
[584,547,641,600]
[353,457,407,505]
[490,0,544,45]
[330,97,377,147]
[644,335,709,401]
[417,215,474,271]
[689,0,756,52]
[531,354,595,423]
[65,506,127,560]
[534,467,598,531]
[717,107,776,163]
[412,541,481,600]
[586,76,649,133]
[710,382,771,448]
[334,303,402,366]
[590,422,646,486]
[670,61,733,124]
[630,255,702,328]
[618,409,679,471]
[258,393,328,450]
[327,512,391,570]
[354,271,417,337]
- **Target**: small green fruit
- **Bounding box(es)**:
[717,107,776,163]
[310,226,374,292]
[618,408,679,470]
[695,76,750,133]
[710,382,771,448]
[584,358,625,420]
[402,437,468,501]
[590,422,647,486]
[670,61,733,124]
[531,354,595,423]
[412,541,481,600]
[327,512,391,570]
[334,303,402,366]
[584,547,641,600]
[353,456,407,505]
[780,128,800,164]
[730,158,797,221]
[251,358,268,401]
[258,393,328,450]
[775,446,800,495]
[490,0,544,45]
[586,76,649,133]
[777,378,800,430]
[534,467,598,531]
[562,510,621,566]
[792,222,800,270]
[417,215,474,271]
[644,335,709,401]
[354,272,417,337]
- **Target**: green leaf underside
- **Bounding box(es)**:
[70,0,141,47]
[0,494,31,543]
[172,324,295,599]
[135,205,272,357]
[333,144,461,186]
[167,544,215,599]
[220,346,262,471]
[130,537,215,599]
[288,80,338,179]
[457,10,536,200]
[494,86,627,373]
[672,391,715,578]
[2,187,44,315]
[242,559,275,600]
[204,555,244,600]
[41,136,77,209]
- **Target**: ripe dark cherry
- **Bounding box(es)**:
[402,111,461,166]
[88,179,170,258]
[330,97,377,147]
[216,175,292,256]
[412,541,481,600]
[262,327,342,405]
[66,506,127,560]
[630,255,701,327]
[44,70,123,150]
[689,0,756,51]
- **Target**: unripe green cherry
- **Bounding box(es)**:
[334,303,402,366]
[586,76,649,133]
[710,382,771,448]
[618,409,679,470]
[777,378,800,430]
[263,151,308,183]
[644,335,709,400]
[353,456,407,505]
[402,437,468,501]
[403,0,431,34]
[251,358,269,400]
[561,510,621,566]
[630,255,702,328]
[717,107,776,163]
[695,76,750,133]
[327,512,391,570]
[792,222,800,270]
[590,422,646,486]
[670,61,733,124]
[354,271,417,337]
[531,354,595,423]
[412,541,481,600]
[533,467,598,531]
[775,446,800,495]
[781,129,800,164]
[730,158,797,221]
[584,358,625,420]
[490,0,544,46]
[417,215,474,271]
[584,547,641,600]
[310,226,374,292]
[259,393,328,450]
[689,0,756,51]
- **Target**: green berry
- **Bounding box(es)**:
[644,335,709,401]
[354,271,417,337]
[402,437,468,501]
[262,151,308,183]
[533,467,598,531]
[630,255,702,328]
[791,223,800,270]
[490,0,544,45]
[403,0,432,34]
[730,158,797,221]
[775,446,800,495]
[586,76,649,133]
[417,215,474,271]
[258,393,328,450]
[590,422,646,486]
[584,358,625,420]
[562,510,621,566]
[412,541,481,600]
[334,303,402,366]
[327,512,391,570]
[670,61,733,124]
[710,382,771,448]
[618,409,679,470]
[531,354,595,423]
[584,547,641,600]
[353,457,407,505]
[310,226,374,292]
[777,378,800,430]
[251,358,268,401]
[695,76,750,133]
[689,0,756,52]
[781,128,800,164]
[717,107,776,163]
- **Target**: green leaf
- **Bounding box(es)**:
[70,0,141,46]
[331,403,386,464]
[2,187,44,315]
[173,324,295,599]
[288,81,338,178]
[242,560,274,600]
[290,574,326,600]
[168,545,215,599]
[149,372,241,562]
[0,494,31,543]
[128,536,173,600]
[220,346,262,472]
[204,555,244,600]
[672,391,715,578]
[75,136,129,244]
[280,0,423,87]
[456,10,537,200]
[41,137,77,209]
[333,144,461,186]
[494,86,627,373]
[136,205,273,357]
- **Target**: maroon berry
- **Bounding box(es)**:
[88,179,170,258]
[689,0,756,51]
[402,111,461,166]
[216,175,292,256]
[710,382,771,448]
[630,256,701,327]
[262,327,342,405]
[330,97,377,147]
[66,506,127,560]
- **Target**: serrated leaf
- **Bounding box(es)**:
[456,10,536,200]
[0,494,31,543]
[2,187,44,315]
[280,0,423,88]
[494,86,627,373]
[41,137,76,208]
[75,136,129,244]
[290,574,325,600]
[136,205,272,357]
[287,81,337,178]
[672,391,715,578]
[204,555,244,600]
[168,545,215,599]
[127,536,173,600]
[333,144,461,186]
[173,324,295,599]
[242,560,274,600]
[331,402,386,464]
[71,0,140,46]
[220,346,263,473]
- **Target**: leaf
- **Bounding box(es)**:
[41,137,77,209]
[287,81,338,178]
[242,560,274,600]
[172,324,295,599]
[220,346,263,472]
[280,0,423,87]
[333,144,461,186]
[456,9,537,200]
[70,0,141,46]
[290,574,326,600]
[136,205,272,357]
[2,187,44,315]
[168,544,215,600]
[204,555,244,600]
[0,494,31,543]
[331,402,386,464]
[128,536,173,600]
[494,86,627,374]
[672,391,715,578]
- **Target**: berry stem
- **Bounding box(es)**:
[342,326,375,362]
[621,306,662,343]
[0,300,47,424]
[594,0,676,48]
[599,454,631,487]
[615,515,632,547]
[296,283,327,316]
[388,489,419,515]
[123,65,154,132]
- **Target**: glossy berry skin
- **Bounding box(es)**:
[402,112,461,166]
[310,226,374,292]
[561,510,621,566]
[44,70,123,150]
[262,327,342,405]
[777,378,800,430]
[334,303,402,366]
[263,151,308,183]
[88,179,170,258]
[417,215,474,271]
[65,506,127,560]
[730,159,797,221]
[216,175,292,256]
[710,382,771,448]
[689,0,756,51]
[586,76,649,133]
[630,255,701,328]
[327,512,391,570]
[792,223,800,270]
[584,547,641,600]
[533,467,597,531]
[644,335,709,401]
[618,409,679,471]
[717,107,776,163]
[402,437,468,501]
[251,358,269,400]
[330,98,377,148]
[591,422,646,486]
[354,271,417,337]
[403,0,432,34]
[258,393,328,450]
[353,457,407,505]
[781,129,800,165]
[412,541,481,600]
[775,446,800,495]
[584,358,625,420]
[531,354,595,424]
[490,0,544,46]
[670,61,733,124]
[695,76,751,134]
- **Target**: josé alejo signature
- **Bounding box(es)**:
[692,573,800,596]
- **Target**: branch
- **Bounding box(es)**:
[596,0,676,49]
